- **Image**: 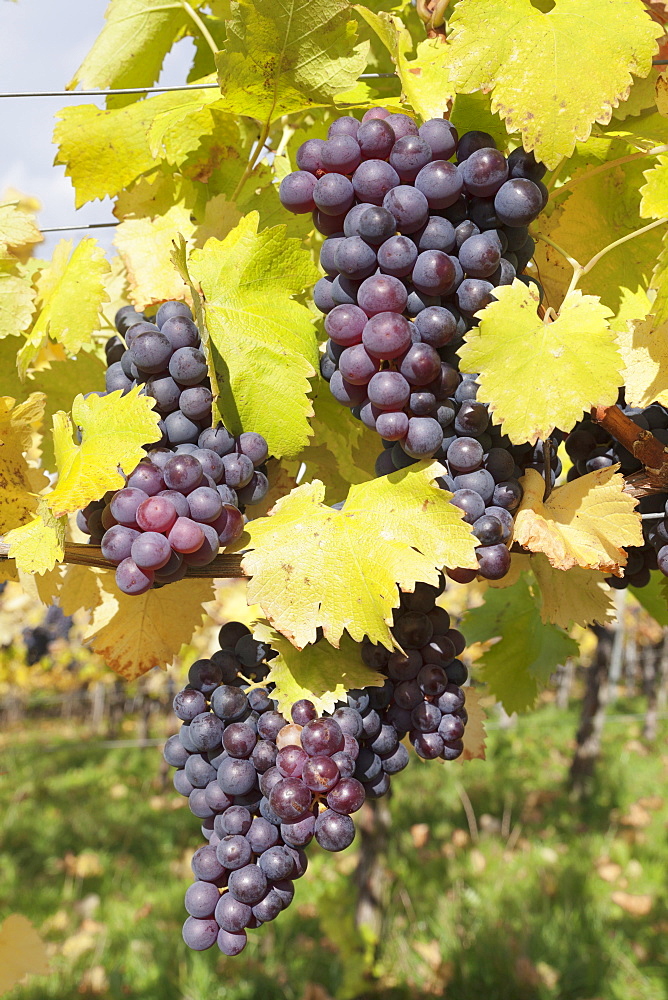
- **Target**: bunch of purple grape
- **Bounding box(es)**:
[565,403,668,588]
[165,597,469,956]
[76,302,270,595]
[279,108,545,456]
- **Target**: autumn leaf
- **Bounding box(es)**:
[618,311,668,408]
[233,463,477,649]
[4,499,66,575]
[114,204,195,310]
[530,553,615,628]
[0,914,49,994]
[514,467,642,573]
[0,393,48,533]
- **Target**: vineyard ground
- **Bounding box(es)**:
[1,701,666,1000]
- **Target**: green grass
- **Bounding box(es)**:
[1,702,667,1000]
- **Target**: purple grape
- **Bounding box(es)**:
[168,516,205,554]
[160,314,199,350]
[476,542,511,579]
[352,160,400,204]
[357,273,408,316]
[459,233,502,278]
[399,343,442,386]
[457,130,497,163]
[325,304,367,347]
[415,215,456,253]
[313,173,355,215]
[328,116,360,138]
[126,461,165,496]
[414,306,457,348]
[268,778,313,822]
[362,312,412,359]
[279,171,317,213]
[115,558,154,595]
[100,524,140,565]
[415,160,463,209]
[377,234,418,277]
[296,138,325,174]
[382,185,429,234]
[334,236,377,280]
[182,916,218,950]
[314,809,355,851]
[221,453,254,488]
[321,134,361,174]
[385,113,419,139]
[389,135,433,182]
[357,118,395,159]
[338,344,380,385]
[168,346,207,386]
[461,147,509,197]
[367,370,410,410]
[418,119,458,159]
[375,410,409,441]
[412,250,457,295]
[215,892,252,933]
[494,178,544,226]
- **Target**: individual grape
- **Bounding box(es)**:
[389,135,433,182]
[179,387,213,422]
[362,312,412,359]
[476,543,511,579]
[468,196,501,231]
[314,809,356,851]
[115,558,154,595]
[412,250,457,296]
[105,362,133,394]
[367,370,410,410]
[343,202,375,237]
[168,346,207,386]
[313,173,355,215]
[268,777,312,822]
[483,505,514,542]
[216,835,252,870]
[369,723,399,756]
[259,846,295,881]
[328,116,360,138]
[164,733,191,767]
[338,344,380,385]
[313,208,348,236]
[453,468,495,504]
[321,134,361,174]
[129,531,171,570]
[115,304,145,335]
[447,436,484,473]
[358,206,397,245]
[455,219,480,249]
[236,472,269,507]
[414,160,463,209]
[382,185,429,234]
[384,113,419,139]
[320,236,345,274]
[300,718,344,756]
[381,743,409,774]
[491,258,517,286]
[160,315,200,351]
[129,330,173,374]
[198,423,235,457]
[156,301,192,328]
[190,448,223,483]
[325,304,367,347]
[184,880,219,919]
[461,147,509,198]
[507,146,546,182]
[455,401,490,436]
[221,453,254,488]
[100,524,140,565]
[326,777,365,814]
[167,516,204,554]
[331,274,362,306]
[163,454,203,493]
[494,178,544,226]
[135,495,177,534]
[296,137,325,174]
[408,391,435,415]
[217,758,257,796]
[146,374,181,414]
[191,844,226,882]
[222,722,257,759]
[276,745,308,778]
[411,701,441,733]
[182,916,218,951]
[376,234,418,277]
[173,770,194,796]
[328,370,367,408]
[415,216,456,253]
[411,731,444,759]
[449,488,486,524]
[334,236,377,280]
[164,410,200,445]
[125,320,159,347]
[215,892,252,934]
[313,275,336,313]
[456,278,495,315]
[473,514,504,545]
[418,119,458,160]
[393,611,434,649]
[493,479,523,511]
[357,118,395,159]
[261,714,291,743]
[405,289,440,316]
[375,411,409,441]
[290,700,317,726]
[351,159,400,206]
[458,233,502,278]
[126,461,165,496]
[186,486,223,524]
[421,636,456,667]
[399,343,442,386]
[402,416,443,459]
[185,753,217,788]
[417,663,449,696]
[228,865,268,905]
[279,171,317,213]
[414,306,457,348]
[456,130,497,163]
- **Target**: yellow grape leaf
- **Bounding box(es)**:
[234,464,477,649]
[249,460,299,519]
[658,68,668,116]
[514,467,642,573]
[455,687,486,762]
[446,0,662,169]
[0,393,48,532]
[530,552,615,628]
[650,231,668,325]
[184,214,320,459]
[114,204,196,310]
[533,158,663,325]
[0,267,37,340]
[46,388,161,517]
[0,560,18,584]
[18,239,110,377]
[84,575,213,680]
[0,202,43,263]
[464,573,579,713]
[618,312,668,408]
[640,154,668,218]
[58,564,108,617]
[255,624,384,717]
[5,499,66,575]
[459,281,621,445]
[215,0,368,125]
[193,193,243,247]
[353,8,451,120]
[0,913,49,994]
[18,563,63,607]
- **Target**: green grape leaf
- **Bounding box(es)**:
[54,86,228,207]
[254,623,384,716]
[232,464,478,649]
[640,153,668,217]
[215,0,368,124]
[465,574,579,714]
[17,239,110,377]
[353,7,451,120]
[446,0,663,168]
[458,281,621,445]
[629,571,668,627]
[68,0,191,96]
[5,499,66,576]
[114,203,196,310]
[449,93,512,152]
[183,213,320,459]
[45,388,161,517]
[534,157,664,328]
[0,267,36,340]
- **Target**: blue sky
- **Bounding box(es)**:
[0,0,195,256]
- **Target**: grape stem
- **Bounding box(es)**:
[230,121,272,203]
[542,438,553,502]
[591,403,668,495]
[180,1,219,60]
[548,145,668,199]
[0,542,246,578]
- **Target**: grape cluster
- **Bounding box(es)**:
[565,404,668,588]
[165,596,469,956]
[76,302,270,595]
[165,622,368,956]
[280,109,545,462]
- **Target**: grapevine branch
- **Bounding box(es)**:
[592,404,668,495]
[0,542,246,578]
